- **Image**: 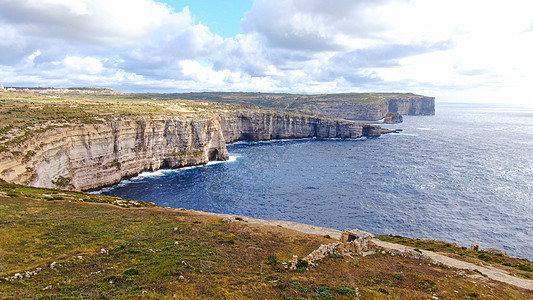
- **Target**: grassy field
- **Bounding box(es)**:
[0,182,531,299]
[145,91,423,113]
[0,92,242,156]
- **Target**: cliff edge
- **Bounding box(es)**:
[0,93,375,190]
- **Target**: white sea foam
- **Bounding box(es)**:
[229,138,316,145]
[417,127,439,131]
[207,155,239,165]
[133,169,178,180]
[91,155,240,194]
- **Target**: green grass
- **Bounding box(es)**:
[0,188,531,298]
[147,91,429,116]
[0,92,242,155]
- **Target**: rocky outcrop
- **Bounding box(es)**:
[304,229,375,264]
[383,112,403,124]
[0,110,377,191]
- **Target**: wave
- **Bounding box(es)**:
[417,127,439,131]
[90,155,240,194]
[229,138,317,146]
[207,155,239,165]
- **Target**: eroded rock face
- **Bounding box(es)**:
[0,117,228,191]
[388,97,435,116]
[0,111,369,191]
[219,111,364,142]
[383,112,403,124]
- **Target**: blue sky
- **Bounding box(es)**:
[1,0,533,104]
[155,0,253,37]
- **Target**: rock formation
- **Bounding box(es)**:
[304,229,375,264]
[0,110,382,191]
[383,112,403,124]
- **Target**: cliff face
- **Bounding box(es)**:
[0,117,229,191]
[0,111,371,191]
[313,96,435,121]
[388,97,435,116]
[219,111,364,142]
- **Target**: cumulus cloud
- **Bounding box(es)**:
[1,0,533,102]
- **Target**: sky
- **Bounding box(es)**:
[1,0,533,103]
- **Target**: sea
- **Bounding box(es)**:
[94,103,533,260]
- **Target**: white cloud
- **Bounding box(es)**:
[1,0,533,104]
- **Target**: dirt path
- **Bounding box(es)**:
[194,210,533,291]
[373,239,533,291]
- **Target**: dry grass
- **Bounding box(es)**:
[378,235,533,280]
[0,188,531,299]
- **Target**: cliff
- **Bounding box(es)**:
[0,117,229,191]
[153,92,436,121]
[218,111,364,142]
[0,107,372,191]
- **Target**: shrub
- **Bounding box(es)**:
[335,287,355,295]
[123,268,140,276]
[477,253,492,262]
[394,274,404,281]
[296,259,308,270]
[313,286,334,299]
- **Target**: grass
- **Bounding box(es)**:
[0,188,531,299]
[0,92,243,155]
[378,234,533,279]
[147,91,430,116]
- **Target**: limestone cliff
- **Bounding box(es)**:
[0,117,228,191]
[218,111,364,142]
[310,96,435,121]
[0,111,372,191]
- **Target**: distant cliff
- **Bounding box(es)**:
[152,92,436,121]
[315,96,435,121]
[0,110,375,191]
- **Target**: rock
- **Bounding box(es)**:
[362,125,382,137]
[486,248,508,257]
[383,112,403,124]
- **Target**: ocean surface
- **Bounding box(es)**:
[95,103,533,260]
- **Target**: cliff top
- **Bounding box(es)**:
[145,91,432,110]
[0,92,240,153]
[0,182,531,298]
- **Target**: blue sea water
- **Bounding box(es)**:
[96,103,533,260]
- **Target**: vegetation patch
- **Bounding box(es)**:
[378,234,533,278]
